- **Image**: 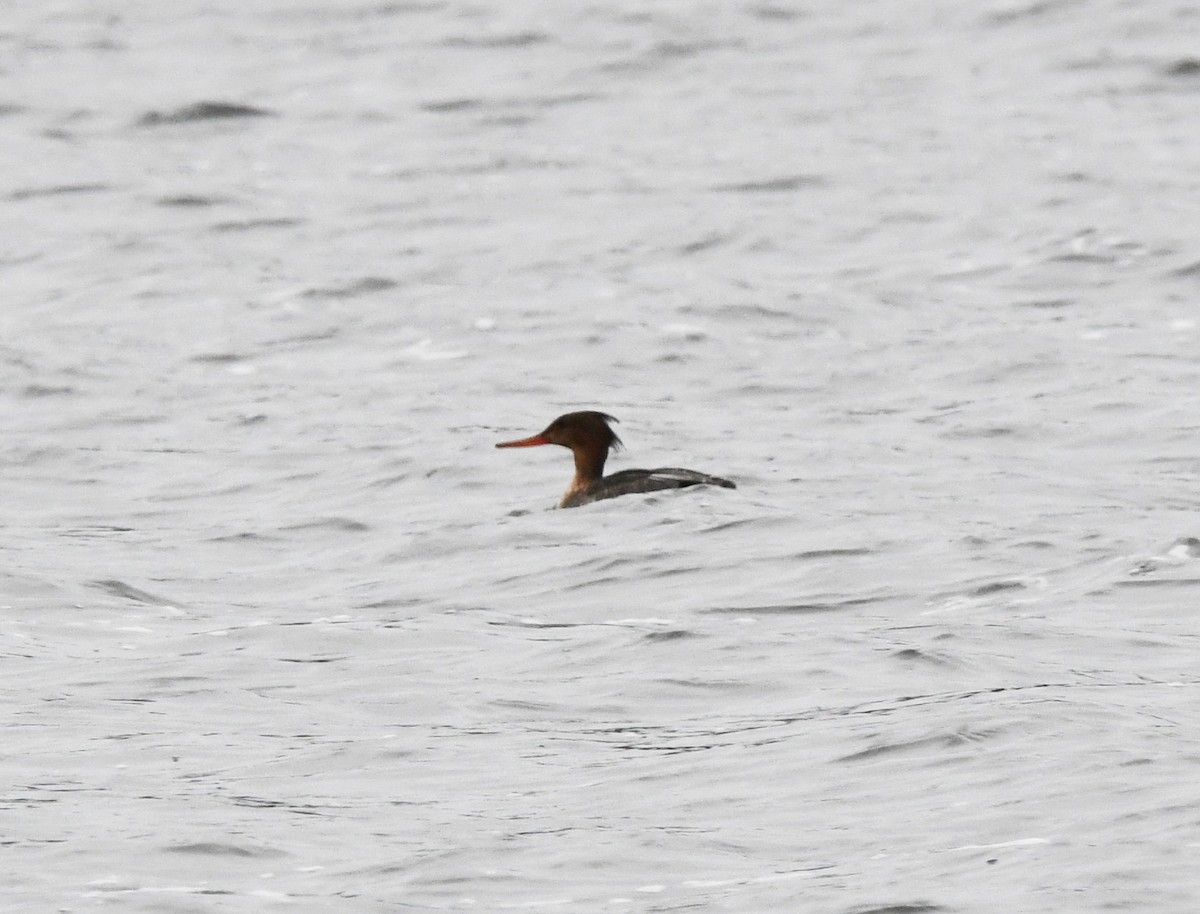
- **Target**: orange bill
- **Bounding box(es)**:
[495,434,551,448]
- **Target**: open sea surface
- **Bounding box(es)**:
[3,1,1200,911]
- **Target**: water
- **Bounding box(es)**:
[4,1,1200,911]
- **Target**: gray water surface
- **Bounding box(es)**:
[4,1,1200,911]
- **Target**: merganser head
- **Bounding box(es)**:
[496,411,623,499]
[496,411,622,459]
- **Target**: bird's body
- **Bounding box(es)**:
[496,411,735,508]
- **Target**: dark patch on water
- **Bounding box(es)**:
[61,525,135,538]
[697,517,767,534]
[1162,58,1200,78]
[533,93,601,109]
[211,217,302,232]
[358,596,424,610]
[658,677,758,691]
[1048,251,1116,264]
[794,547,874,560]
[229,795,287,808]
[701,597,881,615]
[678,232,733,255]
[368,472,412,489]
[165,841,283,857]
[442,31,549,48]
[943,424,1018,439]
[1115,577,1200,589]
[561,575,623,592]
[265,328,340,348]
[21,384,74,397]
[490,698,556,712]
[421,93,596,116]
[157,194,229,208]
[1170,259,1200,278]
[643,629,696,642]
[650,39,733,60]
[685,301,800,321]
[577,551,674,575]
[849,406,907,418]
[281,517,371,533]
[480,114,533,127]
[713,174,826,193]
[137,101,275,126]
[970,580,1026,596]
[339,1,446,19]
[206,530,276,543]
[421,98,484,113]
[300,276,398,299]
[91,579,181,606]
[10,183,111,201]
[1014,297,1074,309]
[840,728,993,762]
[892,648,954,667]
[987,0,1075,25]
[147,675,207,688]
[842,904,947,914]
[190,351,246,363]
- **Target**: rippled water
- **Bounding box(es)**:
[4,1,1200,911]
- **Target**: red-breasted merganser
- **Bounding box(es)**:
[496,411,736,508]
